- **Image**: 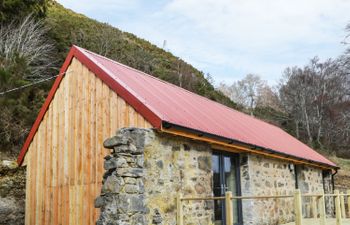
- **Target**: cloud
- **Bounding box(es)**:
[165,0,348,45]
[156,0,350,83]
[56,0,350,84]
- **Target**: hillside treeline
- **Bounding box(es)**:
[219,57,350,157]
[0,1,236,156]
[0,1,348,159]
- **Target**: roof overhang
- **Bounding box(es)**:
[160,121,339,170]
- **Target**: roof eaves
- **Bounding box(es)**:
[161,121,338,169]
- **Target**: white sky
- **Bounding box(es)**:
[57,0,350,85]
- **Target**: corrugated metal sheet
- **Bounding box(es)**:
[79,47,336,167]
[17,46,336,167]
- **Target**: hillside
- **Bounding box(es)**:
[0,1,237,158]
[46,2,237,108]
[0,2,349,224]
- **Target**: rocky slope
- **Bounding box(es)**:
[0,157,26,225]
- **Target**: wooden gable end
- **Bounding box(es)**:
[24,57,152,225]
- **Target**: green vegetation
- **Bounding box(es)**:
[0,0,48,22]
[46,2,237,107]
[0,2,237,155]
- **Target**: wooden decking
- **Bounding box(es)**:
[283,218,350,225]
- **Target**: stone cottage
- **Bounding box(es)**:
[17,46,338,225]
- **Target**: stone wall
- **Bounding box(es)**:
[95,128,153,225]
[241,154,332,225]
[95,128,213,225]
[95,127,334,225]
[296,165,324,218]
[241,154,296,225]
[143,132,213,225]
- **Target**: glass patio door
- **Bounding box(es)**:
[212,152,242,225]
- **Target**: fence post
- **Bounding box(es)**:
[177,192,183,225]
[294,189,302,225]
[335,190,342,225]
[312,196,317,218]
[340,192,346,218]
[318,191,326,225]
[347,190,350,218]
[225,191,233,225]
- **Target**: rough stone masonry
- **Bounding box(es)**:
[95,128,333,225]
[95,128,213,225]
[95,128,151,225]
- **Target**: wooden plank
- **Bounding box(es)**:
[41,115,48,225]
[124,104,129,126]
[37,125,43,224]
[73,59,81,225]
[81,64,87,225]
[35,124,43,224]
[89,70,97,223]
[95,74,103,222]
[117,94,123,128]
[83,65,91,225]
[68,63,76,224]
[335,190,343,225]
[347,190,350,218]
[96,79,103,174]
[102,83,111,139]
[77,60,84,225]
[341,193,346,219]
[294,189,303,225]
[64,65,70,225]
[100,82,110,174]
[31,130,38,225]
[225,191,233,225]
[136,113,143,128]
[120,97,127,128]
[109,90,117,135]
[45,107,53,225]
[57,78,64,225]
[318,191,326,225]
[51,89,58,225]
[176,193,183,225]
[128,105,135,127]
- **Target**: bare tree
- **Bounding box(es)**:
[218,74,267,114]
[279,57,349,148]
[0,15,57,80]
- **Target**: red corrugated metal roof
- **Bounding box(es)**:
[17,46,337,168]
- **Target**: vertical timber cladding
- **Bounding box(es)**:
[24,57,152,225]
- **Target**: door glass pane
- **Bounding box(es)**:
[212,153,241,225]
[224,156,236,193]
[224,156,239,224]
[212,154,223,225]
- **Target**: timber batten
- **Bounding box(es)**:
[24,58,151,225]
